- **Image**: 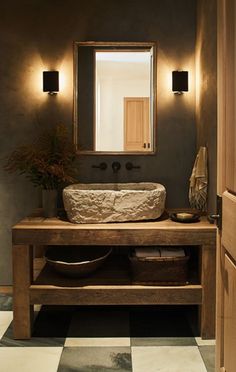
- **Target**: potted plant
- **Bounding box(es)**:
[4,123,77,217]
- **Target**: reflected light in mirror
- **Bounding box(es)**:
[95,51,152,152]
[96,51,151,63]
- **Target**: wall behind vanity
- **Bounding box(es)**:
[0,0,197,284]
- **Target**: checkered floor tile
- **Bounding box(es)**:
[0,295,215,372]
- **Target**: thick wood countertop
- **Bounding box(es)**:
[12,211,217,246]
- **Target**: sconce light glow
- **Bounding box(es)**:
[59,70,66,92]
[43,71,59,95]
[172,71,188,94]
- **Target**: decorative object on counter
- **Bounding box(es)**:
[189,146,208,211]
[169,212,200,223]
[4,123,77,217]
[45,246,112,278]
[129,246,189,285]
[63,182,166,223]
[125,162,141,170]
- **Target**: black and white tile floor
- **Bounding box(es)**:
[0,294,215,372]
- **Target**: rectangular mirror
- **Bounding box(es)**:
[73,41,157,155]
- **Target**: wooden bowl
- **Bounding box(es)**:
[45,246,112,278]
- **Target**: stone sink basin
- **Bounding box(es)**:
[63,182,166,224]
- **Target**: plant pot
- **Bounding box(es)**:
[42,189,58,218]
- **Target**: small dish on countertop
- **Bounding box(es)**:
[169,212,200,223]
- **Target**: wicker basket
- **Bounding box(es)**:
[129,251,189,285]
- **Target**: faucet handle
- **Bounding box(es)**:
[125,162,141,170]
[92,162,107,170]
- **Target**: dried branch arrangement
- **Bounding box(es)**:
[4,124,77,189]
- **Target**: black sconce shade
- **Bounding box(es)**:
[172,71,188,93]
[43,71,59,94]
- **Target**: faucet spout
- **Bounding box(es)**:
[112,161,121,173]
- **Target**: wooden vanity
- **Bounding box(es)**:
[12,213,216,340]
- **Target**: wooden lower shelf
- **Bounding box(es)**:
[30,285,202,305]
[31,255,202,306]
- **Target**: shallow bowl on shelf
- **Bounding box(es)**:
[45,246,112,278]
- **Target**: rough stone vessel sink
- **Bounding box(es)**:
[63,182,166,224]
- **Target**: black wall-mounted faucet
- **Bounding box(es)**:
[112,161,121,173]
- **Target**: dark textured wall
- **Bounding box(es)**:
[196,0,217,214]
[0,0,196,284]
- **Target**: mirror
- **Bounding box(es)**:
[73,42,157,154]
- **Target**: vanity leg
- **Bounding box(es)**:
[200,244,216,339]
[12,244,34,339]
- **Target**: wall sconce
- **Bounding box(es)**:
[43,71,59,95]
[172,71,188,94]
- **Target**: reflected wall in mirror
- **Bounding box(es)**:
[74,42,157,154]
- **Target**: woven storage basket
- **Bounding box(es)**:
[129,251,189,285]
